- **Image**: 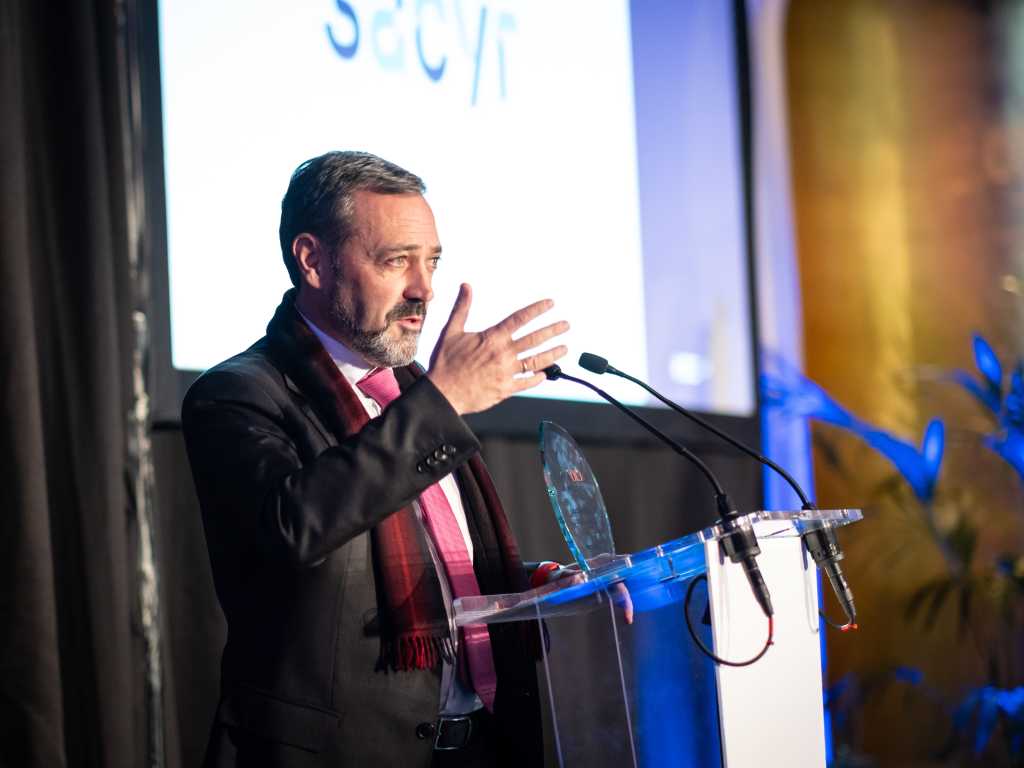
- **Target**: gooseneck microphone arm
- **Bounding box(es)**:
[577,352,856,629]
[543,364,774,619]
[578,353,812,508]
[542,366,726,497]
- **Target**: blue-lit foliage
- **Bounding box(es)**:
[953,334,1024,483]
[765,333,1024,497]
[955,685,1024,757]
[763,335,1024,764]
[827,665,1024,759]
[761,354,944,502]
[958,335,1004,415]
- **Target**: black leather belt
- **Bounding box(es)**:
[416,709,486,751]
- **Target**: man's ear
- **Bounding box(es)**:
[292,233,328,290]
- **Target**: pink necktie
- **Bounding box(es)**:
[357,368,497,711]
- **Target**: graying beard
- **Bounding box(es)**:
[350,327,418,368]
[328,302,419,368]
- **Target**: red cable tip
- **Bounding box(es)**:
[840,623,858,632]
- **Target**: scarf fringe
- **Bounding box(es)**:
[376,633,456,673]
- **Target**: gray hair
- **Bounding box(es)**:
[278,151,426,286]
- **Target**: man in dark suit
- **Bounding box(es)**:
[181,151,569,767]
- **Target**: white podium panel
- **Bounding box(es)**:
[707,531,826,768]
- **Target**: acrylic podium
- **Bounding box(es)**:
[453,422,861,768]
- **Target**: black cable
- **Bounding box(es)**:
[683,574,773,667]
[818,608,857,631]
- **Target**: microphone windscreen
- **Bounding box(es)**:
[578,353,609,374]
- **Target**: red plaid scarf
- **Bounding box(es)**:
[264,290,531,672]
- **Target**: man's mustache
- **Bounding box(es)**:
[385,301,427,324]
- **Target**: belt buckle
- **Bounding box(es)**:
[434,714,473,751]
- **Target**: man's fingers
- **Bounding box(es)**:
[512,320,570,354]
[440,283,472,338]
[517,345,568,375]
[612,583,634,625]
[512,371,549,393]
[494,298,554,336]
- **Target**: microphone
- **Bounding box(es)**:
[576,353,856,628]
[542,365,773,618]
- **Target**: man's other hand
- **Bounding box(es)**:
[427,283,569,415]
[549,565,634,625]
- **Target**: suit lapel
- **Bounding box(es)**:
[281,371,334,447]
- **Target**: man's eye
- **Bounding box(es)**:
[386,256,407,267]
[429,256,441,269]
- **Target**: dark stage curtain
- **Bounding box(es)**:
[0,1,143,766]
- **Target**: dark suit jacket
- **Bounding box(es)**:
[182,336,540,767]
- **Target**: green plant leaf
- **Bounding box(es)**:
[958,582,973,638]
[868,473,910,504]
[814,431,844,470]
[924,580,954,630]
[947,518,979,568]
[906,580,940,621]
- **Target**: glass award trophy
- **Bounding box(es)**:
[540,420,623,573]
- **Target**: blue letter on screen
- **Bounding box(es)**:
[327,0,360,59]
[470,6,487,106]
[372,1,405,71]
[416,0,447,82]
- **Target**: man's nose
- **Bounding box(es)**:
[405,261,434,304]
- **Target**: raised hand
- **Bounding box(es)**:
[427,283,569,415]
